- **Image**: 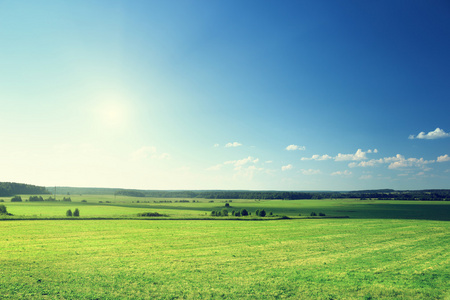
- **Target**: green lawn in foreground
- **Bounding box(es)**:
[0,219,448,299]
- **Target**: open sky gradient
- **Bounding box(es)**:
[1,1,449,191]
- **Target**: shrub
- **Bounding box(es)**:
[0,199,3,202]
[11,196,22,202]
[0,204,7,214]
[211,211,216,216]
[259,209,266,217]
[73,208,80,217]
[310,212,317,216]
[319,212,326,216]
[81,200,87,202]
[234,211,241,217]
[137,212,165,217]
[255,209,260,217]
[29,196,44,202]
[66,209,72,217]
[241,209,248,216]
[221,209,229,216]
[62,197,71,202]
[225,203,230,207]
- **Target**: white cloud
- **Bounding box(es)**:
[437,154,450,162]
[301,169,321,175]
[331,170,352,176]
[131,146,157,160]
[335,149,368,161]
[286,144,306,151]
[281,164,293,171]
[213,143,220,147]
[409,128,450,140]
[301,154,332,161]
[131,146,170,161]
[225,142,242,147]
[349,159,384,168]
[386,155,434,169]
[224,156,259,170]
[206,164,222,171]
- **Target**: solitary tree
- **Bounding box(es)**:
[241,209,248,216]
[73,208,80,217]
[0,204,7,214]
[66,209,72,217]
[259,209,266,217]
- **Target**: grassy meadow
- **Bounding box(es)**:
[1,195,449,299]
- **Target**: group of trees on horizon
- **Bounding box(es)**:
[2,182,450,201]
[0,182,49,197]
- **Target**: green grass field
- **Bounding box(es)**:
[1,196,449,299]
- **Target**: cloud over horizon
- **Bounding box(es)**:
[409,128,450,140]
[286,144,306,151]
[225,142,242,148]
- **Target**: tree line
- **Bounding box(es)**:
[0,182,50,197]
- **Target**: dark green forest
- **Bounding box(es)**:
[0,182,444,201]
[0,182,50,197]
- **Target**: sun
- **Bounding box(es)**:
[95,97,129,129]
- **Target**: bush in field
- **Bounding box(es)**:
[221,209,229,216]
[241,209,248,216]
[62,197,71,202]
[137,212,165,217]
[0,204,7,214]
[211,210,216,216]
[258,209,266,217]
[29,196,44,202]
[319,212,326,216]
[255,209,260,217]
[66,209,72,217]
[234,210,241,217]
[81,200,87,202]
[225,203,230,207]
[310,212,317,216]
[11,196,22,202]
[73,208,80,217]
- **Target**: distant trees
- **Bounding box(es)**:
[65,208,80,217]
[137,212,165,217]
[29,196,44,202]
[62,197,71,202]
[11,196,22,202]
[114,190,146,197]
[0,182,50,197]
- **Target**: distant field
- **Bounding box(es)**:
[1,195,449,221]
[1,219,448,299]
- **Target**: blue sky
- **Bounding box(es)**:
[1,1,449,190]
